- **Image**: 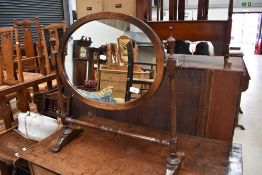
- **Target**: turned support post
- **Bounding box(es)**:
[165,27,182,174]
[50,38,83,153]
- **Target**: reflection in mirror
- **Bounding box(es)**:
[63,19,157,104]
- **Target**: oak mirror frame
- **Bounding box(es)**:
[58,12,164,110]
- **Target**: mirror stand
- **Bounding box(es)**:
[48,41,84,153]
[49,41,168,153]
[165,27,184,174]
[51,124,83,153]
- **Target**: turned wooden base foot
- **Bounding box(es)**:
[166,151,184,175]
[51,126,83,153]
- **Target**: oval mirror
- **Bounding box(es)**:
[58,12,164,110]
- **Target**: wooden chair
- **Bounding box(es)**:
[0,87,69,174]
[25,22,67,91]
[0,27,31,173]
[0,27,23,86]
[14,17,46,80]
[41,23,67,75]
[125,42,155,102]
[0,27,23,133]
[118,35,138,65]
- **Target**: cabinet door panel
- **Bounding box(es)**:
[76,0,103,19]
[103,0,136,17]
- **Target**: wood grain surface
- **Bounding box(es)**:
[20,117,242,175]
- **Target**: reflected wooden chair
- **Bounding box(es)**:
[118,35,138,65]
[14,17,45,81]
[125,42,156,102]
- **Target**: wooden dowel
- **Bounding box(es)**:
[160,0,164,20]
[66,118,170,146]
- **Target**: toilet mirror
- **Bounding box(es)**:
[58,12,164,110]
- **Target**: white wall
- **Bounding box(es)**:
[64,21,125,82]
[72,21,124,47]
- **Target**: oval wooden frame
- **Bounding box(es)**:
[58,12,164,110]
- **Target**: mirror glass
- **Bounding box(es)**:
[63,19,157,104]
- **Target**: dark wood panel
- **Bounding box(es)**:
[69,56,247,142]
[206,70,241,141]
[147,21,227,42]
[71,68,243,141]
[176,68,203,135]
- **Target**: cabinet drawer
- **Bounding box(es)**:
[76,0,103,19]
[103,0,136,16]
[100,81,126,98]
[100,72,127,83]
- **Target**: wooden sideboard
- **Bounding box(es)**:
[20,117,242,175]
[100,68,150,99]
[71,56,249,142]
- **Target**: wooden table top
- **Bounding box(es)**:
[20,117,242,175]
[0,129,36,162]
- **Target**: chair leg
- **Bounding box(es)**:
[0,158,12,175]
[8,102,14,122]
[0,96,12,129]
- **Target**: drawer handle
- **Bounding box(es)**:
[115,4,122,8]
[86,7,92,11]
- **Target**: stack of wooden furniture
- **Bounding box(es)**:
[0,0,248,174]
[14,12,242,175]
[0,17,67,174]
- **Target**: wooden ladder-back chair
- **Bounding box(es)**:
[0,27,24,86]
[0,26,36,130]
[0,27,23,131]
[41,22,67,75]
[34,22,67,91]
[14,17,46,78]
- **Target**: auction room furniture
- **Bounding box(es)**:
[76,0,151,21]
[99,69,150,100]
[17,12,243,175]
[0,27,23,86]
[0,73,56,175]
[0,26,23,130]
[76,0,136,19]
[68,0,249,142]
[14,17,46,77]
[41,22,67,75]
[72,37,96,87]
[0,26,57,173]
[14,17,46,82]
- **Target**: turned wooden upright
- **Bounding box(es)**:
[165,26,183,174]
